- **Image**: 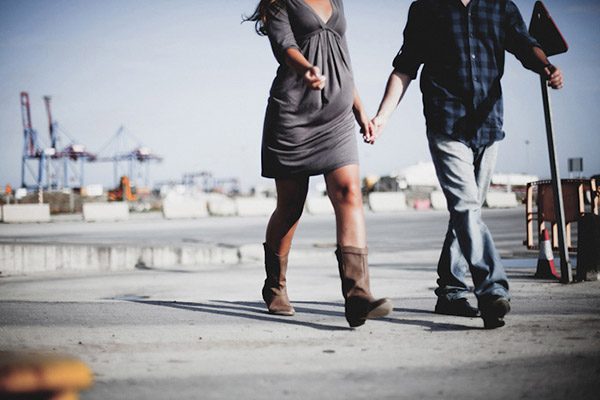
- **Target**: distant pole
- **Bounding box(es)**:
[21,155,26,189]
[20,92,33,189]
[43,96,57,150]
[38,153,45,190]
[64,157,69,188]
[46,155,50,189]
[80,158,85,188]
[529,1,571,283]
[540,77,572,283]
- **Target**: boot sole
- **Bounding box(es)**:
[262,287,294,316]
[268,309,295,316]
[367,298,393,319]
[347,298,393,327]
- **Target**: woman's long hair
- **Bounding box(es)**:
[243,0,283,35]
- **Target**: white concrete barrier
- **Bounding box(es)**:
[305,196,334,215]
[83,202,129,222]
[430,190,447,210]
[0,243,239,275]
[485,191,519,208]
[162,195,208,219]
[235,197,276,217]
[207,194,237,216]
[368,192,407,213]
[1,204,51,223]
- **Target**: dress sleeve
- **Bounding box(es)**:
[392,1,425,80]
[504,1,542,72]
[266,4,300,64]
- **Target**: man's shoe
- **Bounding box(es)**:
[480,296,511,329]
[434,298,480,318]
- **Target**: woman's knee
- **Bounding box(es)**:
[329,181,363,208]
[274,177,308,223]
[275,192,306,225]
[275,197,305,224]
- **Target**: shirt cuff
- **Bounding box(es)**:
[392,53,419,80]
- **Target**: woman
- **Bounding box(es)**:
[245,0,392,327]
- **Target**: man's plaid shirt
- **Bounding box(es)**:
[393,0,541,147]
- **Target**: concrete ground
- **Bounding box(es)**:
[0,209,530,254]
[0,209,599,399]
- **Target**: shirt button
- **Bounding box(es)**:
[471,54,476,59]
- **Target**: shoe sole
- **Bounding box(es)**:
[434,306,481,318]
[483,317,506,329]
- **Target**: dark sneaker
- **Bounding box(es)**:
[480,296,511,329]
[434,298,480,318]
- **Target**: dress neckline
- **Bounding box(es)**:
[298,0,336,26]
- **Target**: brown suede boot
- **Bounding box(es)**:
[262,243,295,316]
[335,246,393,327]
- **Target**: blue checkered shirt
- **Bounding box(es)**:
[393,0,541,147]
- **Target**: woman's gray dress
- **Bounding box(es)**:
[261,0,358,178]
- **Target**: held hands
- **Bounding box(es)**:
[545,64,564,89]
[304,66,327,90]
[357,113,376,145]
[364,114,387,145]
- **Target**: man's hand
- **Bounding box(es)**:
[545,64,564,89]
[369,114,388,144]
[304,66,327,90]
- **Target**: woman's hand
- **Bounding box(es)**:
[304,66,327,90]
[357,113,376,145]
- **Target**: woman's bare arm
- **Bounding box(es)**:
[352,87,374,144]
[284,48,326,90]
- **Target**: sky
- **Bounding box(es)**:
[1,0,599,192]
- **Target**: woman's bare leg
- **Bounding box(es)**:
[265,176,310,254]
[262,176,309,316]
[325,164,392,327]
[324,164,366,247]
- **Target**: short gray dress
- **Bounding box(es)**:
[261,0,358,178]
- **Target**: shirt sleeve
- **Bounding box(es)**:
[266,5,300,65]
[392,1,425,80]
[504,1,542,72]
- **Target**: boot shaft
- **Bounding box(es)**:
[263,243,288,288]
[335,245,372,300]
[262,243,294,316]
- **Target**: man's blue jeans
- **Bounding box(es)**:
[427,131,509,302]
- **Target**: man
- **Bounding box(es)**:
[369,0,563,328]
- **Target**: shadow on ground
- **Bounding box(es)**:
[127,299,478,332]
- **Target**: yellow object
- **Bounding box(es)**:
[0,352,93,399]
